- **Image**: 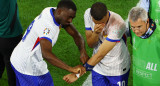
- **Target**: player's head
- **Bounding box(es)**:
[129,7,149,37]
[56,0,77,26]
[90,2,109,25]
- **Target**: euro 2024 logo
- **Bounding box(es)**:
[43,28,50,35]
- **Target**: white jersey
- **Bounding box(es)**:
[139,0,150,12]
[84,8,130,76]
[10,7,60,76]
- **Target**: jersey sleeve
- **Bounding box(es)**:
[106,22,126,42]
[84,8,92,30]
[139,0,149,12]
[35,19,57,44]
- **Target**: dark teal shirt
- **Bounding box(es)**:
[0,0,23,38]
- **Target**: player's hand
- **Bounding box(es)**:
[70,65,86,76]
[94,24,105,34]
[73,65,86,76]
[63,73,78,84]
[80,52,89,64]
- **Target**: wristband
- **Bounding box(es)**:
[76,74,80,78]
[83,63,94,71]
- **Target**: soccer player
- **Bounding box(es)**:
[63,2,130,86]
[129,7,160,86]
[139,0,149,12]
[10,0,88,86]
[139,0,160,25]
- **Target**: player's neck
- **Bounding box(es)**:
[53,9,60,25]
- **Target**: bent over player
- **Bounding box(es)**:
[10,0,88,86]
[63,2,130,86]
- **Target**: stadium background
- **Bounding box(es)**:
[0,0,139,86]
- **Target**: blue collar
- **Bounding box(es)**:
[105,11,111,24]
[50,8,60,26]
[140,19,156,39]
[140,28,153,39]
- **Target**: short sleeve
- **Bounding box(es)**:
[34,19,57,44]
[84,8,92,30]
[106,22,126,42]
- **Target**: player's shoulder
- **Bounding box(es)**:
[41,7,55,15]
[110,11,124,24]
[110,11,123,19]
[85,8,91,13]
[84,8,91,16]
[84,8,92,22]
[108,11,126,31]
[37,7,56,25]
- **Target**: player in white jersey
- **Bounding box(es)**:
[139,0,149,12]
[63,2,130,86]
[10,1,89,86]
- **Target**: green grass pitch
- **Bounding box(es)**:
[0,0,139,86]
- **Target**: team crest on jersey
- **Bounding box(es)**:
[43,28,50,35]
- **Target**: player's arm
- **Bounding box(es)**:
[85,22,126,70]
[85,24,104,48]
[63,40,116,83]
[63,38,117,83]
[87,40,116,66]
[40,38,83,74]
[85,31,98,48]
[63,24,89,64]
[84,9,104,48]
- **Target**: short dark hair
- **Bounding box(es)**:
[57,0,77,11]
[91,2,108,20]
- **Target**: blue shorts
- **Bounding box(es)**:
[11,64,54,86]
[92,70,130,86]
